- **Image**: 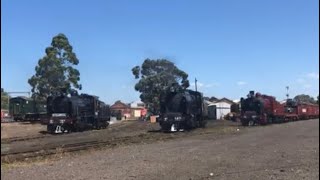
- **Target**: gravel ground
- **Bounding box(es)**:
[1,120,138,140]
[1,120,236,155]
[1,122,46,139]
[2,119,319,180]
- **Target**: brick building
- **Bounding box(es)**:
[110,100,131,119]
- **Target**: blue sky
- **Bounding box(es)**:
[1,0,319,104]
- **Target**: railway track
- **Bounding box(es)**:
[1,121,241,163]
[1,132,178,163]
[1,121,135,144]
[1,134,50,144]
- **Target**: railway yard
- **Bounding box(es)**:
[1,119,319,180]
[2,0,319,179]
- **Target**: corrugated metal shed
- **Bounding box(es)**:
[208,97,235,120]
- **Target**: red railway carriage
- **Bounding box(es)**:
[297,103,319,119]
[240,91,318,126]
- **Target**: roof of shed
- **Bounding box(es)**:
[10,96,33,101]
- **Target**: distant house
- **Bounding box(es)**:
[209,96,219,102]
[129,101,144,108]
[110,100,149,120]
[204,100,217,120]
[217,98,234,104]
[110,100,131,119]
[208,97,235,120]
[129,101,147,118]
[233,99,240,104]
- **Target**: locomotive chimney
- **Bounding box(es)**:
[249,91,255,97]
[195,78,198,92]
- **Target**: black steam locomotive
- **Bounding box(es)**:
[158,87,208,132]
[46,93,110,134]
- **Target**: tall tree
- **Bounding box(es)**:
[293,94,317,104]
[28,33,81,101]
[132,59,190,114]
[1,88,10,109]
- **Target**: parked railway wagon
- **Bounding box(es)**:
[297,103,319,120]
[157,84,208,132]
[9,96,46,121]
[240,91,319,126]
[46,93,111,134]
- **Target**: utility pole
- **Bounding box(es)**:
[286,86,289,100]
[195,78,198,92]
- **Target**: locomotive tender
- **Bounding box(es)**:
[240,91,319,126]
[157,86,208,132]
[46,93,110,134]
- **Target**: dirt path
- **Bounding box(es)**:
[1,122,46,139]
[2,119,319,180]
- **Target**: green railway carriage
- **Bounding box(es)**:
[9,96,46,121]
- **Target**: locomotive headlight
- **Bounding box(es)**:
[49,119,54,124]
[175,117,182,121]
[59,119,65,123]
[164,117,168,121]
